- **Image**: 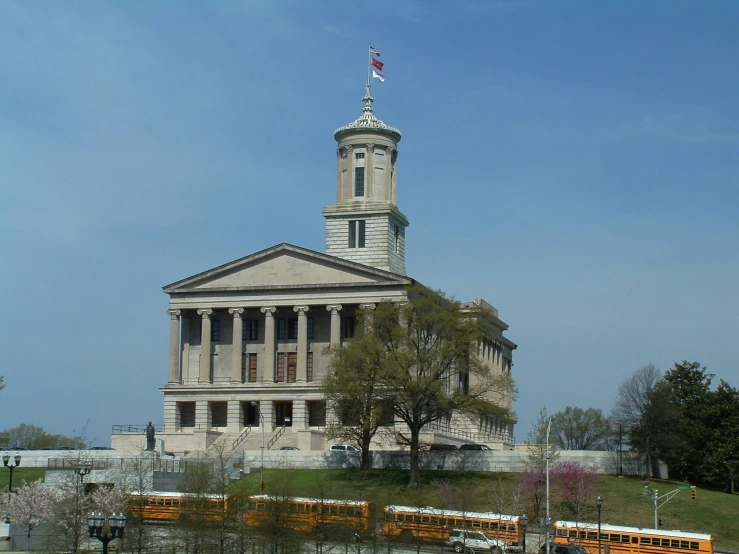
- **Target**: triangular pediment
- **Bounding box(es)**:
[163,243,411,293]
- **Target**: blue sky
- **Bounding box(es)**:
[2,1,737,447]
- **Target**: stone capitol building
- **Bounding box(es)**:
[114,87,517,455]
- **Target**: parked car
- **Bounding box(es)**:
[429,443,458,451]
[279,446,299,451]
[329,444,360,452]
[459,443,491,451]
[89,446,115,450]
[444,529,507,553]
[540,544,588,554]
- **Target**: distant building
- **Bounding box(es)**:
[122,87,516,455]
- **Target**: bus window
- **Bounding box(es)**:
[579,532,586,540]
[472,521,481,528]
[385,513,395,521]
[601,534,609,541]
[690,543,699,550]
[681,541,689,549]
[588,533,598,540]
[610,534,620,542]
[338,506,346,515]
[431,518,439,525]
[662,539,670,547]
[481,522,489,530]
[556,530,566,537]
[491,523,499,531]
[640,537,650,545]
[632,537,638,544]
[439,518,447,526]
[413,515,421,524]
[672,540,680,548]
[421,516,430,524]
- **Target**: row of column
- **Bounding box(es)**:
[167,304,353,385]
[336,144,397,204]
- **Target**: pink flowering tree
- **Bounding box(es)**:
[518,466,546,525]
[88,486,127,527]
[550,461,600,522]
[9,480,56,550]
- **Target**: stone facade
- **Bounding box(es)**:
[136,86,517,456]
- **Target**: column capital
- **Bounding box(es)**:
[293,305,310,314]
[346,145,353,152]
[326,304,343,313]
[260,306,277,316]
[197,308,213,318]
[366,143,375,152]
[167,309,181,319]
[359,303,376,311]
[228,307,244,317]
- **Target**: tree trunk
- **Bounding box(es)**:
[408,425,421,488]
[361,427,372,470]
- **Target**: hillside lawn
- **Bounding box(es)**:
[231,469,739,549]
[13,466,738,548]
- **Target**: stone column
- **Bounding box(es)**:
[294,306,309,382]
[197,309,213,384]
[229,308,244,383]
[293,399,308,430]
[227,400,242,432]
[366,143,374,198]
[166,309,181,384]
[336,148,343,203]
[359,303,376,327]
[260,400,275,432]
[326,304,342,348]
[196,401,209,428]
[181,317,191,383]
[260,307,276,383]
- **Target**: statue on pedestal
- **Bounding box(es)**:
[145,422,156,451]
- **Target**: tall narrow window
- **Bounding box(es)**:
[354,166,365,196]
[278,319,286,340]
[241,353,247,383]
[211,320,220,341]
[307,318,314,340]
[249,353,257,383]
[348,220,366,248]
[243,320,259,341]
[394,224,400,253]
[287,353,297,383]
[276,353,285,382]
[307,352,313,382]
[342,316,355,339]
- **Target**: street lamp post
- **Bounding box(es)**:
[87,511,126,554]
[250,401,265,492]
[597,496,603,554]
[520,513,528,553]
[76,462,91,484]
[2,454,21,495]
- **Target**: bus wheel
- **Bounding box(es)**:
[491,547,503,554]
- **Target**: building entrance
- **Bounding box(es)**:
[275,401,293,426]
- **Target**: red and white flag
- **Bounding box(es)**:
[371,58,384,71]
[372,70,385,82]
[370,46,381,56]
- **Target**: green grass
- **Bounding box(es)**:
[229,470,739,549]
[2,467,46,487]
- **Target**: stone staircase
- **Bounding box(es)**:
[238,427,299,451]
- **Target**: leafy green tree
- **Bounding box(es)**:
[323,307,392,470]
[2,423,86,449]
[702,380,739,493]
[662,361,713,480]
[551,406,610,450]
[329,285,513,488]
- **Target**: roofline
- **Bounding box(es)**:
[163,243,413,293]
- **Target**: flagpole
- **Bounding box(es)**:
[367,41,371,88]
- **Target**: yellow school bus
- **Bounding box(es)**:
[382,504,520,545]
[128,491,237,522]
[553,521,713,554]
[244,495,370,539]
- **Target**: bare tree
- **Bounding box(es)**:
[612,363,665,478]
